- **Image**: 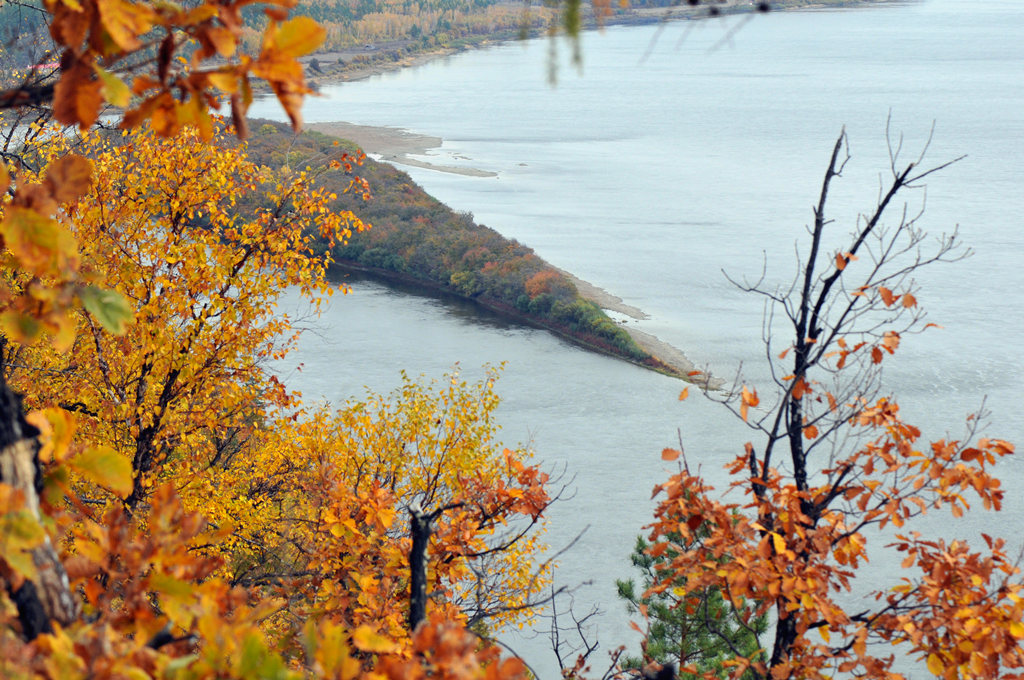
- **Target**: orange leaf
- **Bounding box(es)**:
[803,424,819,440]
[45,155,94,204]
[871,346,883,364]
[53,59,104,128]
[791,378,809,400]
[878,286,897,307]
[901,293,917,308]
[0,206,78,277]
[661,448,681,461]
[678,387,689,401]
[835,253,847,271]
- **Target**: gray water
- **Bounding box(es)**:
[254,0,1024,674]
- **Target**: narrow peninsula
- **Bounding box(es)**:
[246,121,705,381]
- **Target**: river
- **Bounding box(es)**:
[251,0,1024,675]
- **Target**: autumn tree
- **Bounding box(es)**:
[0,1,551,677]
[0,114,556,678]
[645,128,1024,679]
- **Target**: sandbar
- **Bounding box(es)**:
[307,121,497,177]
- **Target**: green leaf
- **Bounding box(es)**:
[80,285,133,334]
[69,445,133,498]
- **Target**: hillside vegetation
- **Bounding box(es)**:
[245,120,681,375]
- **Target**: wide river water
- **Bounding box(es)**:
[251,0,1024,674]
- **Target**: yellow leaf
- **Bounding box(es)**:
[0,206,78,276]
[927,652,944,676]
[205,26,237,58]
[207,70,239,93]
[26,409,75,464]
[0,311,43,345]
[272,17,326,58]
[771,532,785,554]
[351,626,399,654]
[1010,621,1024,639]
[70,445,133,498]
[94,65,131,108]
[95,0,155,52]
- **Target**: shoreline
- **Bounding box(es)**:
[294,0,901,385]
[295,0,909,92]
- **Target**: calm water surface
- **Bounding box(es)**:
[256,0,1024,674]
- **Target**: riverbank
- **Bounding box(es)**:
[293,0,910,92]
[286,0,903,388]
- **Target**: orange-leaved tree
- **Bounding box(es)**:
[246,369,555,655]
[644,130,1023,679]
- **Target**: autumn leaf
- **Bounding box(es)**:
[45,154,94,204]
[878,286,897,307]
[661,448,681,461]
[740,385,759,421]
[678,387,689,401]
[69,445,133,498]
[351,626,400,654]
[0,311,43,345]
[94,65,132,108]
[53,58,104,128]
[791,377,810,400]
[80,286,133,334]
[268,17,326,58]
[0,206,78,277]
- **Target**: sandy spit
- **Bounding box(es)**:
[307,121,497,177]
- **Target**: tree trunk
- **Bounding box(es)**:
[408,506,432,631]
[0,376,78,639]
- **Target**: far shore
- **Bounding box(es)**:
[294,0,909,93]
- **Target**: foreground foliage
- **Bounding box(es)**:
[0,124,549,678]
[641,133,1024,679]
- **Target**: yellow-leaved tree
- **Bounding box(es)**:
[1,121,547,678]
